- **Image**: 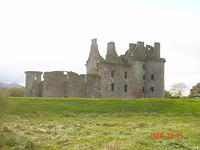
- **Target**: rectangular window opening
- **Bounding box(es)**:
[111,70,114,78]
[124,84,127,92]
[96,60,99,67]
[124,71,127,79]
[143,64,145,70]
[151,74,154,80]
[111,83,114,92]
[143,75,145,80]
[151,86,154,92]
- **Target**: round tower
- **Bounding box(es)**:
[25,71,42,97]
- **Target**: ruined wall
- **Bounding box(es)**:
[43,71,64,97]
[64,72,86,98]
[85,74,101,98]
[25,71,101,98]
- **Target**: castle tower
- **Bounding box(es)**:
[25,71,42,97]
[106,42,120,62]
[86,38,103,74]
[144,42,165,98]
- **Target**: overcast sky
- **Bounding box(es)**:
[0,0,200,91]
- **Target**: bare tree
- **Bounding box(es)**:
[170,83,187,98]
[164,90,172,98]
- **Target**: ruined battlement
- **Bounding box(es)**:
[26,38,165,98]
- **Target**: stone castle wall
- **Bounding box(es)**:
[25,39,165,98]
[144,60,165,98]
[98,62,131,98]
[85,74,101,98]
[64,72,86,98]
[43,71,64,97]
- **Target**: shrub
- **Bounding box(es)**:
[0,88,9,101]
[0,88,9,118]
[8,87,25,97]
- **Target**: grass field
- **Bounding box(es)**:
[1,97,200,150]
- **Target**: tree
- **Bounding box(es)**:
[164,90,172,98]
[170,83,187,98]
[189,83,200,98]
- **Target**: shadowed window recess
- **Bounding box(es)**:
[124,71,127,79]
[124,84,127,92]
[111,70,114,78]
[151,74,154,80]
[111,83,114,92]
[151,86,154,92]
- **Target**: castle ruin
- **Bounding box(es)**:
[25,39,166,98]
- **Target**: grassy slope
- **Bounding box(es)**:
[8,97,200,115]
[1,97,200,150]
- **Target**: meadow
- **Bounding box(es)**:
[1,97,200,150]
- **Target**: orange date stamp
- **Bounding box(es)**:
[147,132,185,139]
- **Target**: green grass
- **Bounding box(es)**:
[1,97,200,150]
[8,97,200,115]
